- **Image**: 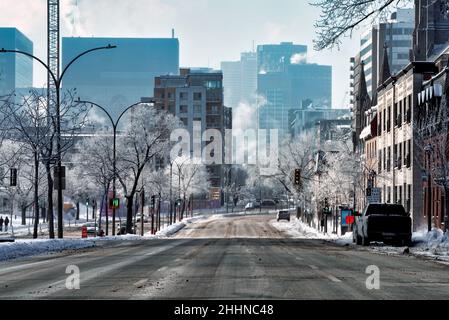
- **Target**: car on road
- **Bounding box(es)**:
[277,210,291,222]
[353,203,412,247]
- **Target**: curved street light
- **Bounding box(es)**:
[75,98,154,235]
[0,44,117,238]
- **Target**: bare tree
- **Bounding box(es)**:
[311,0,409,50]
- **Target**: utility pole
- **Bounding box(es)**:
[140,187,144,236]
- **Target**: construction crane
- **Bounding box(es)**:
[47,0,60,99]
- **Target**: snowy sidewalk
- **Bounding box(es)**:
[0,216,209,262]
[270,217,449,264]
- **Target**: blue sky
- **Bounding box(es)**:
[0,0,361,108]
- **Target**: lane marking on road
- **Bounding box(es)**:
[326,275,342,283]
[308,265,342,283]
[133,279,148,287]
[296,257,304,261]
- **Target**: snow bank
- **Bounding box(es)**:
[150,215,207,238]
[0,239,95,261]
[270,218,353,245]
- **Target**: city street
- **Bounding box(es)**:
[1,214,449,300]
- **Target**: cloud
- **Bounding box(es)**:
[290,52,307,64]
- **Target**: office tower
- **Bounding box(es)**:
[221,51,257,109]
[0,28,33,96]
[359,8,414,97]
[257,42,332,139]
[62,37,179,121]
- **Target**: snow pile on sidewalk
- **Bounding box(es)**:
[0,239,95,261]
[145,215,208,238]
[270,218,353,245]
[409,229,449,260]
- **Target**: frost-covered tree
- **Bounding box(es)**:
[1,89,90,238]
[171,155,211,221]
[116,107,180,234]
[71,131,114,232]
[311,0,412,50]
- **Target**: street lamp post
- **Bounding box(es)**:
[75,98,151,236]
[0,45,116,238]
[424,144,434,232]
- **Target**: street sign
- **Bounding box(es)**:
[209,188,221,201]
[366,187,381,204]
[346,215,355,225]
[341,209,353,227]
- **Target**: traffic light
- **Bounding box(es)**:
[294,169,301,186]
[109,198,120,209]
[151,195,156,209]
[10,168,17,187]
[366,188,372,197]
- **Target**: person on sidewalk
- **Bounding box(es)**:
[4,216,9,232]
[0,216,3,232]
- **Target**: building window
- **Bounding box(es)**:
[194,92,202,101]
[378,111,382,135]
[387,187,391,203]
[406,140,411,168]
[180,92,188,100]
[180,105,188,114]
[194,105,202,114]
[387,107,391,132]
[378,150,382,173]
[387,147,391,172]
[181,118,188,126]
[407,95,412,123]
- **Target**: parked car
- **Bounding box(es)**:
[277,210,291,222]
[81,222,101,236]
[245,202,260,211]
[116,224,137,235]
[135,213,149,223]
[353,203,412,247]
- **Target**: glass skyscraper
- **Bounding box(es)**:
[257,43,332,139]
[0,28,33,96]
[62,37,179,121]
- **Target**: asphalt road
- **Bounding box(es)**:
[1,214,449,299]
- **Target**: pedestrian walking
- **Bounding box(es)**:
[4,216,9,232]
[0,216,3,232]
